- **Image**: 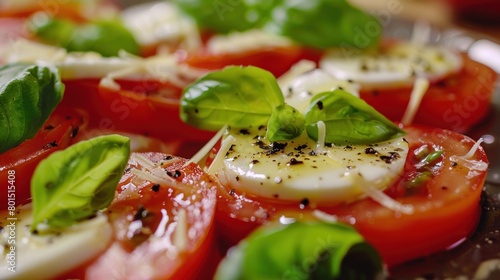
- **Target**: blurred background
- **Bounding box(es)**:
[119,0,500,40]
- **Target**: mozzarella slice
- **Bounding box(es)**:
[320,42,463,89]
[206,29,294,55]
[1,39,205,89]
[121,1,202,52]
[215,127,409,206]
[0,204,112,280]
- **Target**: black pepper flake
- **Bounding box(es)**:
[294,144,308,151]
[194,108,199,113]
[347,79,354,83]
[69,127,79,138]
[44,124,55,130]
[344,145,353,150]
[133,206,151,221]
[287,158,303,166]
[364,147,378,155]
[250,160,260,165]
[451,162,458,167]
[316,101,324,110]
[229,189,235,196]
[258,125,266,131]
[163,155,173,160]
[167,170,182,178]
[235,176,240,181]
[380,152,400,164]
[239,129,250,135]
[123,167,131,174]
[43,141,58,149]
[151,184,160,192]
[441,186,448,191]
[299,198,310,209]
[263,142,287,155]
[309,150,317,156]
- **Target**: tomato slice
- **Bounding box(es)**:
[61,78,215,145]
[64,152,219,279]
[0,0,118,22]
[0,107,87,210]
[181,45,322,77]
[360,54,497,133]
[213,125,488,266]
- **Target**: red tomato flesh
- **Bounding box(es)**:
[181,45,322,77]
[65,152,220,280]
[360,54,497,133]
[213,125,488,266]
[0,107,87,210]
[61,78,215,144]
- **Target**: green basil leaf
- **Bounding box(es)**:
[215,221,384,280]
[31,134,130,231]
[266,104,305,141]
[32,17,139,57]
[305,90,405,145]
[265,0,381,49]
[180,66,284,130]
[0,64,64,154]
[67,20,139,57]
[29,17,76,47]
[174,0,282,33]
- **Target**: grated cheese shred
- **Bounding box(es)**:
[401,77,430,125]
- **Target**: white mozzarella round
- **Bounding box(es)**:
[0,205,112,280]
[320,42,463,89]
[206,29,294,55]
[121,1,201,51]
[216,127,409,206]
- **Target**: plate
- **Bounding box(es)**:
[385,19,500,279]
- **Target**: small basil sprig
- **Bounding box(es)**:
[180,66,284,131]
[31,134,130,231]
[181,67,405,144]
[31,17,139,57]
[215,221,384,280]
[0,64,64,154]
[265,0,381,49]
[305,90,405,145]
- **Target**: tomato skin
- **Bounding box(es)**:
[0,107,87,210]
[360,54,497,133]
[61,78,216,144]
[213,125,488,266]
[182,46,323,77]
[73,152,219,280]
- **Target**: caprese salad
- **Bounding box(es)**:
[0,0,497,279]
